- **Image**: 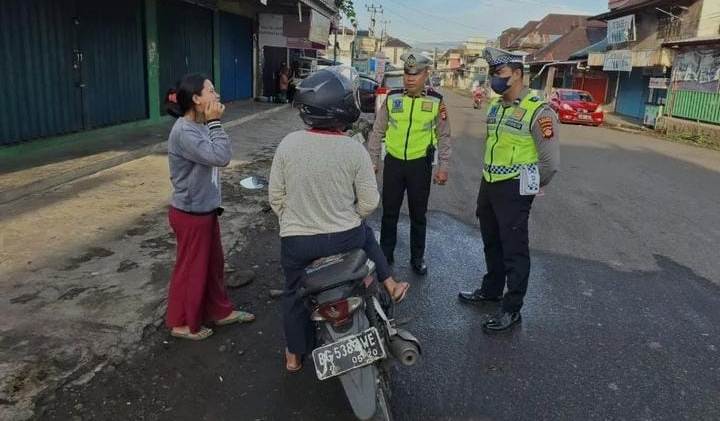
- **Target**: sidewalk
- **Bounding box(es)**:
[603,112,647,132]
[0,106,304,421]
[0,100,287,204]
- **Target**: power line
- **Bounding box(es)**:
[381,1,476,40]
[390,0,485,32]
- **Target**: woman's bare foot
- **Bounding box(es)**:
[285,349,302,373]
[170,325,213,341]
[383,277,410,303]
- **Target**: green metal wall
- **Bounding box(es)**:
[157,0,214,110]
[1,0,83,144]
[668,90,720,125]
[76,0,147,129]
[0,0,147,145]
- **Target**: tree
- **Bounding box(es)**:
[335,0,356,25]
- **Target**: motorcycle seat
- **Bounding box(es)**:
[304,249,370,293]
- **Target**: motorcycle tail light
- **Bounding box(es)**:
[376,87,389,95]
[311,297,363,326]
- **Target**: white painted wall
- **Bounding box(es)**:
[698,0,720,37]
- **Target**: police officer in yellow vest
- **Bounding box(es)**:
[459,47,560,333]
[368,52,452,275]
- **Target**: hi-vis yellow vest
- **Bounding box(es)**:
[483,91,543,182]
[385,89,442,161]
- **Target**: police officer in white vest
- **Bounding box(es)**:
[368,52,452,276]
[459,47,560,333]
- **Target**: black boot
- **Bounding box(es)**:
[411,259,427,275]
[458,289,502,304]
[482,311,521,333]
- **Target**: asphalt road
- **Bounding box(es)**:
[37,90,720,421]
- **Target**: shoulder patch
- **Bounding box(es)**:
[538,116,554,139]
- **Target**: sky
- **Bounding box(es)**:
[346,0,609,46]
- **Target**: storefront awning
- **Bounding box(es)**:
[663,36,720,48]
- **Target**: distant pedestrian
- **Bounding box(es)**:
[458,48,560,333]
[164,73,255,341]
[288,60,300,102]
[277,62,290,103]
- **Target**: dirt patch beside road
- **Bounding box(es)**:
[0,109,304,421]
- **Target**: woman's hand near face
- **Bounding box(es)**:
[205,101,225,121]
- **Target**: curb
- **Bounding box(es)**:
[0,105,290,205]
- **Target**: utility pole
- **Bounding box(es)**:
[379,19,390,51]
[333,31,338,64]
[365,3,383,40]
[434,48,438,70]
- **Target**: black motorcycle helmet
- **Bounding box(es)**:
[294,66,361,130]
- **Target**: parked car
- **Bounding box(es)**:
[373,70,438,113]
[374,70,405,114]
[549,89,604,126]
[358,75,379,114]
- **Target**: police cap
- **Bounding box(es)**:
[400,52,431,75]
[483,47,524,71]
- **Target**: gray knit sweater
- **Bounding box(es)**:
[269,130,380,237]
[168,117,231,213]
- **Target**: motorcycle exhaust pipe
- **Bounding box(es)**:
[389,337,420,366]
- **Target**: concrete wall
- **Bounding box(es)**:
[658,115,720,142]
[698,0,720,37]
[380,46,409,67]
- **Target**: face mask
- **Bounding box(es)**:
[491,75,513,95]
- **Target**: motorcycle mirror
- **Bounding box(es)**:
[240,176,267,190]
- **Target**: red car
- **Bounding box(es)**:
[549,89,604,126]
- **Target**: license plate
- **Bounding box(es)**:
[312,327,386,381]
[579,114,592,120]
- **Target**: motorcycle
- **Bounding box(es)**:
[472,86,487,109]
[302,249,421,421]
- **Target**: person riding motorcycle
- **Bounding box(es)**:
[268,66,410,373]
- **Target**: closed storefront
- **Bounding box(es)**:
[1,0,147,145]
[616,69,649,120]
[573,72,609,104]
[158,0,214,108]
[219,12,253,101]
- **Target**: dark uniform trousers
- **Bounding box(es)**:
[476,178,535,313]
[381,154,433,262]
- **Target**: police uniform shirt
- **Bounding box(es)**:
[368,91,452,171]
[494,88,560,186]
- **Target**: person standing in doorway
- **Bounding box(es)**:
[277,62,290,103]
[368,52,452,276]
[164,73,255,341]
[458,48,560,333]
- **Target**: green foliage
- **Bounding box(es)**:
[335,0,356,24]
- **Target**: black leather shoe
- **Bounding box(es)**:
[411,259,428,275]
[458,289,502,304]
[482,311,521,333]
